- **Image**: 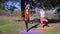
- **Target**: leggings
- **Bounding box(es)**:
[40,17,48,28]
[25,20,29,32]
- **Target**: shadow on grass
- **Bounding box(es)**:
[16,19,60,32]
[32,18,60,24]
[27,24,39,32]
[16,18,60,24]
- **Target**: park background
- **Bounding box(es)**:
[0,0,60,34]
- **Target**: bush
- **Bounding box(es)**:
[0,10,8,16]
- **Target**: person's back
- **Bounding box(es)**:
[24,8,30,20]
[24,4,30,32]
[38,8,48,30]
[39,9,46,18]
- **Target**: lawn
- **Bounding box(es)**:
[39,30,60,34]
[0,17,20,34]
[0,24,12,30]
[0,16,60,34]
[0,19,13,30]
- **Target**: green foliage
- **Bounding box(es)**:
[0,24,12,30]
[0,3,5,10]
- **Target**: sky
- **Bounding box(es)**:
[4,0,21,9]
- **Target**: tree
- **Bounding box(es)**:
[0,3,5,10]
[0,0,6,3]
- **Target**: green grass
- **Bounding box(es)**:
[0,24,20,30]
[0,16,60,34]
[40,30,53,34]
[0,19,13,30]
[0,18,20,30]
[0,19,13,23]
[39,30,60,34]
[0,24,12,30]
[0,24,20,34]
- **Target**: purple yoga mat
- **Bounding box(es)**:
[20,30,44,34]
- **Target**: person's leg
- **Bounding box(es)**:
[43,18,49,28]
[25,20,28,32]
[40,18,44,29]
[28,20,33,24]
[43,18,48,22]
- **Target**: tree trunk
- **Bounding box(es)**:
[57,12,60,20]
